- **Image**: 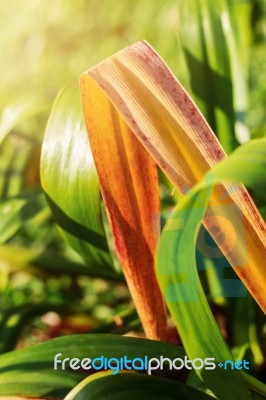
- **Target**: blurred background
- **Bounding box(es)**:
[0,0,181,106]
[0,0,265,378]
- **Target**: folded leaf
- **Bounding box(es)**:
[80,40,266,313]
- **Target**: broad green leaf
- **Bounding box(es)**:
[0,334,185,397]
[64,371,214,400]
[80,40,265,315]
[242,372,266,400]
[40,87,114,272]
[156,139,266,400]
[157,185,252,400]
[205,138,266,192]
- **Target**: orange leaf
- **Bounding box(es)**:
[80,40,266,316]
[80,75,167,340]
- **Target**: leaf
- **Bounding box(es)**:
[0,98,49,146]
[0,131,40,200]
[0,244,123,282]
[40,87,114,272]
[80,40,265,313]
[64,371,214,400]
[178,0,249,151]
[205,138,266,192]
[0,245,40,274]
[80,73,167,340]
[204,139,266,309]
[0,189,47,244]
[32,253,124,281]
[156,140,266,400]
[0,303,65,354]
[0,334,185,397]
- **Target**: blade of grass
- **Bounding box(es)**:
[178,0,250,151]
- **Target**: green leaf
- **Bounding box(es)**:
[64,372,214,400]
[0,97,49,146]
[156,140,266,400]
[0,244,123,282]
[40,86,114,271]
[0,303,65,354]
[0,189,47,243]
[0,131,41,200]
[32,253,124,281]
[0,334,185,397]
[205,138,266,192]
[178,0,249,152]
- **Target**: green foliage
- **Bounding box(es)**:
[40,87,115,271]
[65,372,214,400]
[156,139,266,400]
[178,0,251,153]
[0,334,185,397]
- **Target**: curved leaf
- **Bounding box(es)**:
[0,98,49,146]
[40,87,114,271]
[156,140,266,400]
[206,138,266,192]
[0,334,185,397]
[64,371,214,400]
[80,40,265,313]
[80,73,167,339]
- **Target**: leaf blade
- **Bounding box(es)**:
[80,40,266,312]
[0,334,185,397]
[80,74,167,340]
[40,87,113,271]
[156,140,266,400]
[64,372,214,400]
